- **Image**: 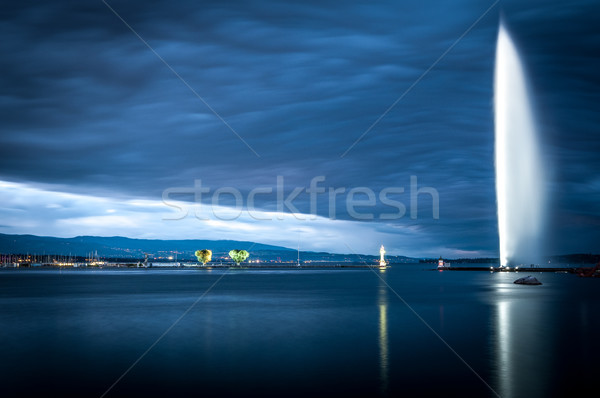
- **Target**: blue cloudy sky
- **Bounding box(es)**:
[1,0,599,257]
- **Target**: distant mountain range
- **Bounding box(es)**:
[1,234,597,265]
[0,233,412,263]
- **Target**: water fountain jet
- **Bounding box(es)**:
[494,21,544,267]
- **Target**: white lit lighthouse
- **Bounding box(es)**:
[379,245,387,269]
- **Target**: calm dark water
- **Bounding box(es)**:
[0,266,598,398]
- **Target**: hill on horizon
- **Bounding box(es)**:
[0,233,292,259]
[0,233,414,263]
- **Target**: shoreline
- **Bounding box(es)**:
[1,264,384,270]
[437,266,576,273]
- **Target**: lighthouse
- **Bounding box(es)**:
[379,245,387,269]
[438,256,449,269]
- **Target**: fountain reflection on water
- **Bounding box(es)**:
[496,300,513,398]
[495,295,554,398]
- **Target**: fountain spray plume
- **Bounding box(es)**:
[494,20,545,267]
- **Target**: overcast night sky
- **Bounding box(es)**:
[1,0,599,257]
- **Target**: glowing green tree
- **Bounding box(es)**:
[195,249,212,266]
[228,249,249,266]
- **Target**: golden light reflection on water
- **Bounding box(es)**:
[378,270,389,395]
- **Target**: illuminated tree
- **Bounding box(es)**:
[228,249,249,266]
[195,249,212,266]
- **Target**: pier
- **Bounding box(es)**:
[437,266,576,273]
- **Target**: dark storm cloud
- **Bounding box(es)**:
[1,0,599,255]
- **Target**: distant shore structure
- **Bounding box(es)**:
[379,245,387,268]
[438,256,450,269]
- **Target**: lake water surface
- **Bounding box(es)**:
[0,266,598,397]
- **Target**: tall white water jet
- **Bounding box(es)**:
[494,22,544,266]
